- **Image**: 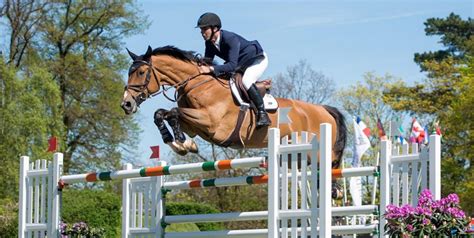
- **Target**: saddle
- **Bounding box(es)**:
[230,72,278,111]
[220,73,278,148]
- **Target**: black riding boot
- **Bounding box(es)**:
[247,84,271,128]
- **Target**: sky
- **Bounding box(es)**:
[123,0,472,165]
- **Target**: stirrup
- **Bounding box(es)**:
[256,111,271,128]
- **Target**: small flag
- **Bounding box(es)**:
[150,146,160,159]
[433,120,442,136]
[277,107,292,125]
[47,136,58,152]
[396,135,408,145]
[376,118,387,140]
[411,118,425,144]
[356,116,371,137]
[424,126,429,144]
[390,116,404,137]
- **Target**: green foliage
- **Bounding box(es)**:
[61,189,121,237]
[383,13,474,214]
[33,1,148,173]
[0,59,63,199]
[166,202,224,231]
[385,13,473,116]
[2,0,148,175]
[414,13,474,71]
[337,72,405,126]
[383,57,461,115]
[441,58,474,215]
[0,198,19,237]
[336,72,406,168]
[165,223,200,232]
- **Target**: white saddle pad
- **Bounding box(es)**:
[230,78,278,111]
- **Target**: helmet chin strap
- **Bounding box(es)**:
[207,27,219,44]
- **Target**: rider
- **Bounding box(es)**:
[196,12,271,128]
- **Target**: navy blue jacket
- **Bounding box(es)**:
[205,29,264,76]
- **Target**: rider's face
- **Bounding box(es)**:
[200,27,219,42]
[200,27,212,41]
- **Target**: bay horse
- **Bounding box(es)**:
[121,46,347,168]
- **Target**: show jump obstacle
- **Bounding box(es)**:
[18,123,441,238]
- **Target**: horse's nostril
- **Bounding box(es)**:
[121,101,133,111]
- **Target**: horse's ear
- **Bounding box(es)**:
[126,48,138,60]
[144,46,153,59]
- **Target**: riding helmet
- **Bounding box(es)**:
[196,12,221,29]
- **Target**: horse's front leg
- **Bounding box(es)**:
[166,107,199,154]
[154,108,188,156]
[165,107,186,143]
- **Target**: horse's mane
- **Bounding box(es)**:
[152,45,212,65]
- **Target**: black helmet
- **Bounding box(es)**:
[196,12,221,29]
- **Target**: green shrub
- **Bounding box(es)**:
[0,198,18,237]
[61,189,121,237]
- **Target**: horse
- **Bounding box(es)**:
[121,46,347,168]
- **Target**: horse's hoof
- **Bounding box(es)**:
[167,141,189,156]
[185,139,199,153]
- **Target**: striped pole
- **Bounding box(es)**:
[138,166,378,190]
[61,157,265,184]
[164,175,268,190]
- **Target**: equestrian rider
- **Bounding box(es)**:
[196,12,271,128]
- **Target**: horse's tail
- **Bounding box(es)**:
[322,105,347,168]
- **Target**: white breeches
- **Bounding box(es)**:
[242,52,268,89]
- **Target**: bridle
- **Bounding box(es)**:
[125,60,161,106]
[125,58,211,105]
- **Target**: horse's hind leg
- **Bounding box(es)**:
[166,108,199,154]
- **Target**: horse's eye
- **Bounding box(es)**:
[139,71,145,76]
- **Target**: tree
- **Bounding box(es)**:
[1,0,150,173]
[383,13,474,212]
[272,59,335,104]
[414,13,474,71]
[384,13,473,117]
[337,72,405,126]
[1,0,50,68]
[1,1,151,233]
[441,58,474,215]
[336,72,406,206]
[39,1,150,173]
[337,72,408,153]
[0,58,63,199]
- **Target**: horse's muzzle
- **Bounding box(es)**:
[121,98,137,115]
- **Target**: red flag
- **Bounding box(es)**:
[411,118,425,144]
[433,120,442,136]
[435,126,441,136]
[376,118,387,140]
[356,116,371,137]
[47,136,58,152]
[150,146,160,159]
